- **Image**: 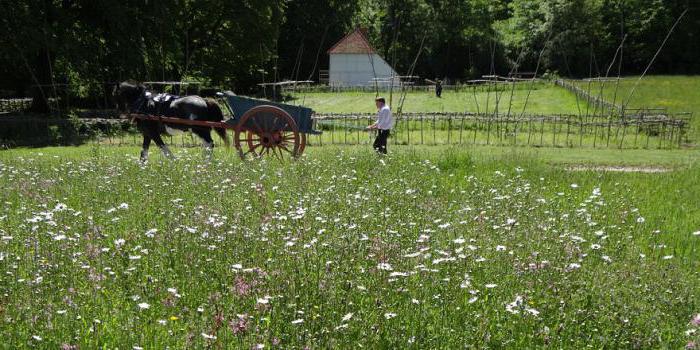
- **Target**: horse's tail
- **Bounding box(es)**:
[205,98,230,147]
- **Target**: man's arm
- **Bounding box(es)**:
[367,109,384,130]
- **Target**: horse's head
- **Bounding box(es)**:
[113,81,147,116]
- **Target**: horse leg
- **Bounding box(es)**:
[140,135,152,162]
[193,128,214,160]
[152,134,174,160]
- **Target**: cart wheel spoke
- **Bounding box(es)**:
[281,132,297,142]
[244,143,262,156]
[278,143,294,155]
[271,147,283,160]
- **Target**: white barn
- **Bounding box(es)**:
[327,28,399,87]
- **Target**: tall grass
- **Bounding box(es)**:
[0,146,698,348]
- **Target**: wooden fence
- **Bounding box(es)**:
[1,111,691,150]
[308,112,690,149]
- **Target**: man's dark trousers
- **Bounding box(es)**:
[373,129,390,154]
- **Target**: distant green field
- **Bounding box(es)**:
[289,83,587,115]
[569,75,700,134]
[570,76,700,114]
[291,77,700,119]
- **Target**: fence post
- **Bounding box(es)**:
[407,114,411,145]
[331,117,335,145]
[420,114,424,145]
[592,116,598,148]
[394,114,399,146]
[552,115,557,147]
[634,116,641,148]
[619,115,631,149]
[565,115,571,147]
[658,120,666,149]
[432,114,437,145]
[539,116,545,146]
[459,114,465,145]
[486,113,492,145]
[447,114,451,145]
[344,116,348,145]
[356,115,360,146]
[605,114,612,147]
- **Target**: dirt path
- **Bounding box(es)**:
[566,165,672,173]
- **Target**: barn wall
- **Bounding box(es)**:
[329,54,398,86]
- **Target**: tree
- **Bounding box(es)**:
[495,0,608,77]
[0,0,287,106]
[353,0,506,82]
[276,0,360,82]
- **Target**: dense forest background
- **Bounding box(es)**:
[0,0,698,111]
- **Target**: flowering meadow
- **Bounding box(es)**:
[0,146,698,348]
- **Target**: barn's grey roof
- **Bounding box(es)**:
[327,28,375,54]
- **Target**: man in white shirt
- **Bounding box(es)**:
[366,97,393,154]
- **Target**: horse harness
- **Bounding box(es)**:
[130,92,180,124]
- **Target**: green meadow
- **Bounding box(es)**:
[289,82,584,115]
[0,145,698,348]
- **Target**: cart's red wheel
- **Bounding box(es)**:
[298,133,307,156]
[235,106,300,160]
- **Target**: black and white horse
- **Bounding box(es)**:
[114,81,229,161]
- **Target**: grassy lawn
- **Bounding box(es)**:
[1,145,698,348]
[289,82,587,115]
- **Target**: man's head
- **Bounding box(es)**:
[375,97,386,109]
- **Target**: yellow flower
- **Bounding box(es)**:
[170,316,179,321]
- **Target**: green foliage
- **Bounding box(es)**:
[277,0,360,82]
[496,0,608,76]
[352,0,504,80]
[0,0,286,104]
[0,0,698,106]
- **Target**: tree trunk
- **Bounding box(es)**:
[29,51,52,113]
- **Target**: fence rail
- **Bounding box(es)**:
[554,79,624,114]
[0,111,691,150]
[286,81,545,94]
[0,99,32,113]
